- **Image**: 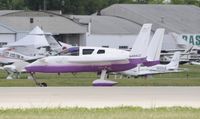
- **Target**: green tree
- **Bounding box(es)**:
[0,0,12,9]
[24,0,43,10]
[12,0,26,9]
[0,0,199,14]
[148,0,164,4]
[171,0,185,4]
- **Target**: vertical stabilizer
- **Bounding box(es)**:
[147,28,165,61]
[129,24,152,58]
[166,52,181,70]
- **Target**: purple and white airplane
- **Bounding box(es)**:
[25,24,153,86]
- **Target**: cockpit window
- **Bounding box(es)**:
[83,49,94,55]
[69,47,79,56]
[62,47,79,56]
[97,50,105,54]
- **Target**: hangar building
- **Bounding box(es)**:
[0,10,87,47]
[0,4,200,52]
[83,4,200,50]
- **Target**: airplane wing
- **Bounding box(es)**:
[119,67,187,77]
[163,68,188,73]
[138,68,186,76]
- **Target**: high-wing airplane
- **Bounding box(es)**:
[120,52,182,78]
[0,26,63,66]
[0,26,63,79]
[0,48,43,65]
[25,24,152,86]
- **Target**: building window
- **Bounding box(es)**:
[102,46,109,48]
[0,42,7,48]
[119,46,128,49]
[30,18,34,23]
[97,50,105,54]
[82,49,94,55]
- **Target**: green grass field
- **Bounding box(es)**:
[0,107,200,119]
[0,64,200,86]
[0,65,200,118]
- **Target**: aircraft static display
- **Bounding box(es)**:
[25,24,152,86]
[119,52,183,78]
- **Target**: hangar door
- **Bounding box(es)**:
[0,34,15,48]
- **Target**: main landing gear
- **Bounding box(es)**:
[92,69,118,86]
[29,70,117,87]
[29,73,47,87]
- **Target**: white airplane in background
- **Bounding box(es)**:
[190,61,200,65]
[120,52,182,78]
[25,24,153,87]
[0,26,64,65]
[0,48,43,65]
[0,26,65,79]
[114,28,165,78]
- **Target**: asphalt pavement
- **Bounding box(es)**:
[0,87,199,108]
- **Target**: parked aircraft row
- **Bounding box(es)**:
[0,24,186,86]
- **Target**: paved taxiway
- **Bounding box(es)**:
[0,87,200,108]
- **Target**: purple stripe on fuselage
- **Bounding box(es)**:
[143,60,160,67]
[25,57,146,73]
[93,83,117,86]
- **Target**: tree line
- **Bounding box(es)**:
[0,0,199,15]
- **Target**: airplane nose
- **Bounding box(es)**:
[25,58,47,72]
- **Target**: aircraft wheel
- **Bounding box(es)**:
[40,82,47,87]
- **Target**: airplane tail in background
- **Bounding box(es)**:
[129,24,152,59]
[144,28,165,66]
[166,52,181,70]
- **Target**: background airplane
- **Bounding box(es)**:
[113,28,165,77]
[190,61,200,65]
[0,26,64,66]
[119,52,183,78]
[0,26,75,79]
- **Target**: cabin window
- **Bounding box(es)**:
[16,55,20,59]
[97,50,105,54]
[119,46,128,49]
[10,53,15,58]
[82,49,94,55]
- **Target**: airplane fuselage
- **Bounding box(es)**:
[25,47,146,73]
